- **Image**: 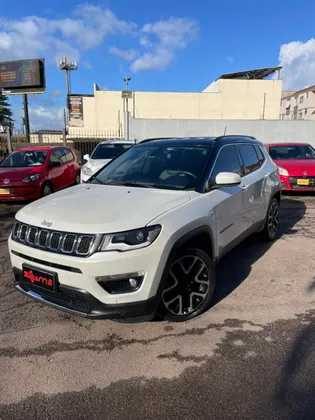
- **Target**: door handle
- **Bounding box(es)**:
[241,185,249,191]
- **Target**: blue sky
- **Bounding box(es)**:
[1,0,315,129]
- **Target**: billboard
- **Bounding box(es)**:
[0,58,46,94]
[68,95,84,127]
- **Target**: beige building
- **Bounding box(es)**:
[68,67,283,135]
[280,85,315,120]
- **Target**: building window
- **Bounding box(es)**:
[305,109,307,115]
[299,112,303,119]
[300,96,304,104]
[307,92,309,98]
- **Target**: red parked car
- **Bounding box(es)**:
[0,146,81,201]
[265,142,315,192]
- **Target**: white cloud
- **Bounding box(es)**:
[131,17,199,72]
[28,106,64,131]
[0,5,137,63]
[109,46,139,62]
[226,55,234,63]
[131,48,173,72]
[278,38,315,90]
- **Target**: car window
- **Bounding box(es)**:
[254,145,265,165]
[62,148,73,162]
[91,143,133,160]
[237,144,260,175]
[92,144,213,191]
[0,150,48,167]
[269,145,315,160]
[211,145,242,182]
[49,150,63,165]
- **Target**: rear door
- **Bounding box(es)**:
[236,143,266,229]
[209,145,247,254]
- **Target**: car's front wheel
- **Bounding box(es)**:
[75,171,81,185]
[261,197,280,241]
[158,248,216,322]
[42,182,53,197]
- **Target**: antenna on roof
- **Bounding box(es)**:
[224,126,227,135]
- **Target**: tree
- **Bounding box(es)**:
[0,93,14,131]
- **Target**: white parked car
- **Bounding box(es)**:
[9,136,281,322]
[80,140,134,182]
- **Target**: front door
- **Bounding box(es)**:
[208,145,247,256]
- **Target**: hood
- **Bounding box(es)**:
[274,159,315,177]
[16,184,191,234]
[85,158,111,174]
[0,167,41,182]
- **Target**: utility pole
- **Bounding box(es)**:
[123,77,131,140]
[57,57,78,128]
[23,94,30,143]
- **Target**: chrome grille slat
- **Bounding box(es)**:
[11,221,96,257]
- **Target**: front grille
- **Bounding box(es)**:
[12,221,98,257]
[289,176,315,189]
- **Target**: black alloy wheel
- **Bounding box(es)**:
[158,248,216,322]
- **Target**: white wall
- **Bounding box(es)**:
[130,118,315,146]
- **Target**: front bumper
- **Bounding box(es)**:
[14,268,158,319]
[9,234,170,319]
[280,174,315,192]
[0,184,41,201]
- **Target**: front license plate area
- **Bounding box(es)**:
[0,188,10,195]
[22,265,57,292]
[297,179,310,186]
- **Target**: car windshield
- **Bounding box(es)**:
[90,143,213,190]
[90,143,133,160]
[269,145,315,160]
[0,150,48,167]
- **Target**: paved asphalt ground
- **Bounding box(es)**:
[1,198,315,419]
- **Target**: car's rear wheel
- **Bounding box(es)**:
[158,248,216,322]
[42,182,53,197]
[261,197,280,241]
[75,171,81,184]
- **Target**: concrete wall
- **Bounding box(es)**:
[71,79,282,133]
[130,118,315,146]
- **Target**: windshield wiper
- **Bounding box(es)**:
[89,176,105,185]
[106,181,153,188]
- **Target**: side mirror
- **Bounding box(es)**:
[215,172,241,186]
[83,154,89,162]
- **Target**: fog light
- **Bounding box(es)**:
[96,272,144,294]
[129,278,139,288]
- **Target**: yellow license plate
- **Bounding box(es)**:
[0,188,10,195]
[297,179,309,186]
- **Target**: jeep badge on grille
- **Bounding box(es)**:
[41,220,53,228]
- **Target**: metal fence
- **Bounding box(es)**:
[0,129,123,163]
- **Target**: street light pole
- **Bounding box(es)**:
[23,94,30,143]
[123,77,131,140]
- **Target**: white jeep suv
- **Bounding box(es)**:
[81,140,134,183]
[9,136,281,322]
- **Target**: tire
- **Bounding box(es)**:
[75,171,81,185]
[260,197,280,241]
[157,248,216,322]
[42,182,53,197]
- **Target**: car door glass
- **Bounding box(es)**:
[211,145,242,183]
[254,145,265,166]
[237,144,260,175]
[63,149,73,162]
[49,150,63,166]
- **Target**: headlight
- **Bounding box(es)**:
[278,167,289,176]
[23,173,40,182]
[99,225,161,252]
[82,166,93,176]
